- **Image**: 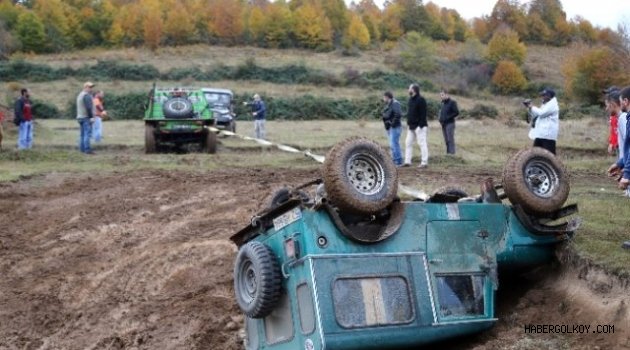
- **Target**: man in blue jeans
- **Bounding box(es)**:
[382,91,403,166]
[76,82,95,154]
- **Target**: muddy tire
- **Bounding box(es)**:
[163,97,193,119]
[502,147,569,215]
[203,129,217,154]
[323,137,398,215]
[234,241,282,318]
[145,124,157,154]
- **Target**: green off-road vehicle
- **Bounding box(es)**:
[144,87,218,153]
[231,138,580,350]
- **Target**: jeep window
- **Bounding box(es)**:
[297,283,315,334]
[436,275,485,318]
[332,276,414,329]
[245,317,259,350]
[204,93,231,106]
[264,292,294,344]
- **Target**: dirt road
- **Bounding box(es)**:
[0,170,627,349]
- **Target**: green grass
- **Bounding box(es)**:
[1,118,628,274]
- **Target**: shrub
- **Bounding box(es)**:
[492,60,527,95]
[32,100,61,119]
[486,27,527,66]
[464,103,499,119]
[464,63,493,90]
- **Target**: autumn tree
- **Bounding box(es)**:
[528,0,566,30]
[262,1,294,48]
[207,0,245,44]
[488,0,528,39]
[163,0,196,44]
[108,2,143,45]
[321,0,349,44]
[0,19,18,57]
[294,3,333,50]
[564,46,630,104]
[141,0,163,50]
[472,17,490,42]
[247,6,266,44]
[398,31,437,74]
[526,12,550,44]
[492,60,527,94]
[573,16,598,44]
[353,0,381,43]
[343,13,370,49]
[486,27,527,66]
[34,0,72,52]
[15,10,46,53]
[0,0,23,30]
[379,2,402,42]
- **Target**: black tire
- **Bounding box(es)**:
[234,241,282,318]
[145,124,157,154]
[229,121,236,133]
[322,137,398,215]
[163,97,193,119]
[502,147,569,215]
[203,129,217,154]
[268,188,311,210]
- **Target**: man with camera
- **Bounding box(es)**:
[524,88,559,155]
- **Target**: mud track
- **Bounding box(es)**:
[0,169,628,349]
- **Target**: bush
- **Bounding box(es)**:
[65,92,148,120]
[486,28,527,66]
[492,60,527,95]
[398,31,438,74]
[463,103,499,119]
[32,100,61,119]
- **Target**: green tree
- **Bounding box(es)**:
[398,31,437,74]
[34,0,72,52]
[394,0,431,35]
[0,1,23,30]
[486,27,527,66]
[15,10,46,53]
[526,12,551,44]
[492,60,527,94]
[528,0,565,30]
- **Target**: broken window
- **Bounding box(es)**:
[436,275,485,318]
[332,276,414,328]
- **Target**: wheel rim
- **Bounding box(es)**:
[239,260,257,304]
[346,153,385,196]
[524,159,559,198]
[169,100,187,111]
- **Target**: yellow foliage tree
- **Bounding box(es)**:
[492,60,527,94]
[379,2,402,41]
[141,0,163,50]
[34,0,72,51]
[486,27,527,66]
[207,0,245,44]
[343,13,370,49]
[247,6,266,43]
[163,0,196,44]
[263,2,294,48]
[294,3,333,50]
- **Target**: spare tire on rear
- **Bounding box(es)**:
[234,241,282,318]
[163,97,194,119]
[322,137,398,215]
[502,147,569,215]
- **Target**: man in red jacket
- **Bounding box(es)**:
[14,88,34,150]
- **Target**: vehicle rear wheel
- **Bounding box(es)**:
[203,129,217,154]
[322,137,398,215]
[145,124,157,154]
[229,121,236,133]
[502,147,569,215]
[163,97,193,119]
[234,241,282,319]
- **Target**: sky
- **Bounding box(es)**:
[419,0,630,30]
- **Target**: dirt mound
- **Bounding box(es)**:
[1,169,628,349]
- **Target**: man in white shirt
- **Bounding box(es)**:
[525,88,560,155]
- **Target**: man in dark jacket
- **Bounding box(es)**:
[244,94,266,139]
[382,91,403,166]
[14,88,34,150]
[403,84,429,167]
[439,89,459,155]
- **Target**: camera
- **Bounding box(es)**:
[522,99,532,107]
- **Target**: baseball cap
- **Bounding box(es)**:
[539,88,556,98]
[84,81,95,88]
[602,86,619,94]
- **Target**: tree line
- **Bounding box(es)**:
[0,0,621,55]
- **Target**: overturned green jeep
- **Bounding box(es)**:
[231,138,580,350]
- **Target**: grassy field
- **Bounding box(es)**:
[1,118,628,275]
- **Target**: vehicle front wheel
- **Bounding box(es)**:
[203,129,217,154]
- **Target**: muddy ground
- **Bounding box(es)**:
[0,169,628,349]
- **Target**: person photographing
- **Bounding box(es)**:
[524,88,559,155]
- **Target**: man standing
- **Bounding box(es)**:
[244,94,266,139]
[14,88,34,150]
[382,91,403,166]
[525,88,559,155]
[92,91,107,143]
[77,82,95,154]
[403,84,429,168]
[439,90,459,155]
